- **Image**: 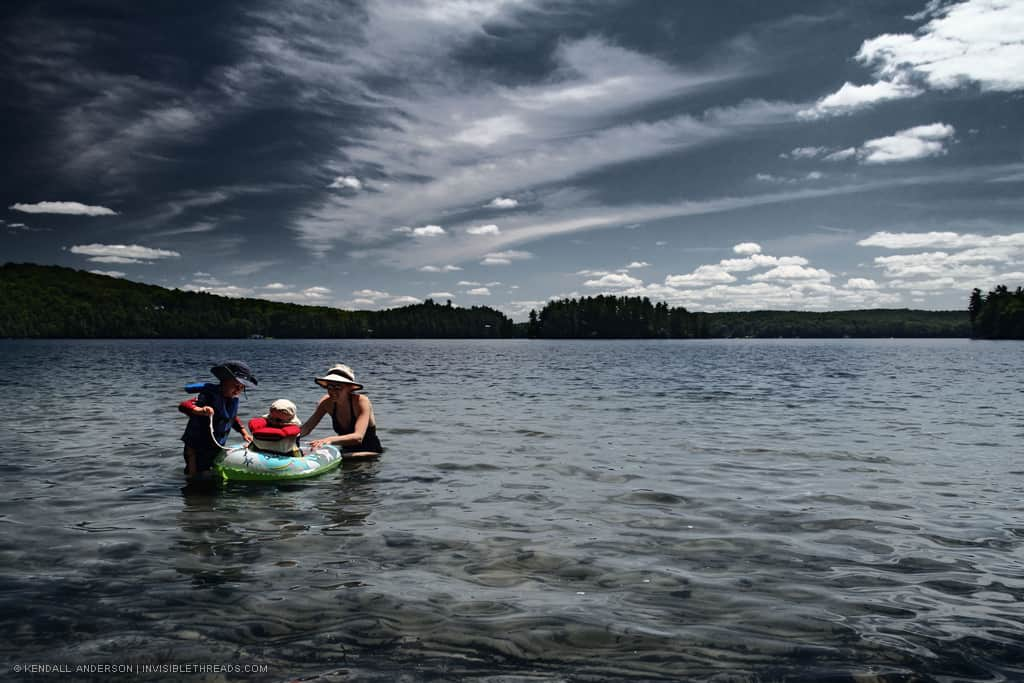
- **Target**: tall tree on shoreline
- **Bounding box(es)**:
[970,285,1024,340]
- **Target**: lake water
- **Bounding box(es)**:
[1,338,1022,681]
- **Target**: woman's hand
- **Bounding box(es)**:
[309,437,333,449]
[198,406,215,417]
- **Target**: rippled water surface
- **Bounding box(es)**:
[1,338,1022,681]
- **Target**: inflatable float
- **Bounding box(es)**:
[213,444,343,482]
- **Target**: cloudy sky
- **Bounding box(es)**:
[3,0,1022,319]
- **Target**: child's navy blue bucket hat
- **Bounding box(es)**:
[211,360,258,388]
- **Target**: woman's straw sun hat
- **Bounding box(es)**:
[315,364,363,391]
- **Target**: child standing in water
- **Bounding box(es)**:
[179,360,257,479]
[301,364,383,458]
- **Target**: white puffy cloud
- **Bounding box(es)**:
[467,287,492,295]
[611,278,901,312]
[182,283,255,298]
[873,252,1001,279]
[801,0,1024,121]
[11,201,117,216]
[719,254,808,271]
[70,243,180,263]
[665,265,737,287]
[824,147,858,161]
[860,229,1024,295]
[781,146,828,159]
[352,288,390,299]
[303,286,331,299]
[858,230,1024,249]
[419,264,463,272]
[89,270,126,278]
[486,197,519,209]
[248,283,335,304]
[799,80,923,119]
[859,123,955,164]
[624,261,650,268]
[609,241,905,310]
[750,265,833,282]
[430,291,455,298]
[583,273,643,288]
[339,288,426,308]
[329,175,363,190]
[467,224,500,236]
[857,0,1024,92]
[413,224,447,237]
[806,124,956,165]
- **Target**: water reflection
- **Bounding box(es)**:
[174,485,259,589]
[321,459,381,533]
[173,460,383,591]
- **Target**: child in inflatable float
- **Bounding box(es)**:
[248,399,302,456]
[179,360,257,479]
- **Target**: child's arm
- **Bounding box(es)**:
[179,396,214,417]
[232,416,252,443]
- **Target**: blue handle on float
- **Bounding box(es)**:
[185,382,209,393]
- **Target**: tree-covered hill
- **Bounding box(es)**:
[527,295,970,338]
[969,286,1024,339]
[0,263,515,338]
[1,263,982,339]
[697,308,969,339]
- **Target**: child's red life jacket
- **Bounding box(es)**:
[248,417,301,455]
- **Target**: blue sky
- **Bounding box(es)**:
[2,0,1023,320]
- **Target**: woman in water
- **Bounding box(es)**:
[300,363,383,458]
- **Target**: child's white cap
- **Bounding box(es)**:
[265,399,301,424]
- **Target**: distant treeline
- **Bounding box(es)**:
[0,263,514,338]
[527,295,970,338]
[0,263,988,339]
[969,286,1024,339]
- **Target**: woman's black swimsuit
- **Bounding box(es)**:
[331,394,383,453]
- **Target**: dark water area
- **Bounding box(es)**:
[1,338,1022,682]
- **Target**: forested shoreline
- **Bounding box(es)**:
[969,286,1024,339]
[2,263,1015,339]
[528,295,969,338]
[0,264,514,338]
